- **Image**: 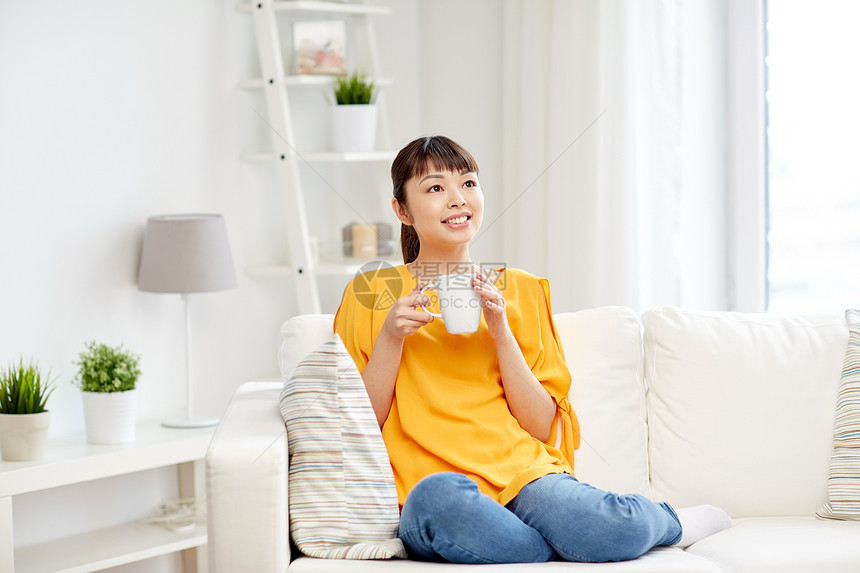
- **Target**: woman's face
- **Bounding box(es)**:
[394,167,484,253]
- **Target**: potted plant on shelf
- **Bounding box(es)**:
[330,71,378,153]
[74,341,141,445]
[0,358,55,461]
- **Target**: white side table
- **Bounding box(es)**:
[0,421,214,573]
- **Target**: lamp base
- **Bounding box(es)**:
[161,415,219,429]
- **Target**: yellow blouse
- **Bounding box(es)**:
[334,265,580,506]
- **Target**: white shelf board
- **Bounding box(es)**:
[15,521,206,573]
[236,1,392,15]
[241,150,397,163]
[246,258,401,277]
[238,75,393,89]
[0,421,214,497]
[246,263,369,276]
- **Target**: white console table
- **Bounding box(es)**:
[0,421,215,573]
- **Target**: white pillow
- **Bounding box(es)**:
[817,309,860,520]
[644,307,846,517]
[554,307,650,497]
[279,335,405,559]
[278,314,336,379]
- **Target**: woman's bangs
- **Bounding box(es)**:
[412,138,478,180]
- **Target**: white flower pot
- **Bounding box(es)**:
[0,411,50,461]
[330,104,378,153]
[82,390,137,444]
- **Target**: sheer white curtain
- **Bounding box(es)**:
[500,0,728,313]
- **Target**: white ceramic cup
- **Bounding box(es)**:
[420,273,482,334]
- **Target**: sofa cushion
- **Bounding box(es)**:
[554,307,650,496]
[643,307,847,517]
[279,335,405,559]
[686,516,860,573]
[818,308,860,520]
[279,313,336,379]
[288,546,723,572]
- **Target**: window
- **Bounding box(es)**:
[765,0,860,313]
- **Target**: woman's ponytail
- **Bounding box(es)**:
[400,224,420,264]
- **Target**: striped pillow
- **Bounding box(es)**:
[818,309,860,520]
[279,335,406,559]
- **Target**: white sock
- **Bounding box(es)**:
[674,504,732,548]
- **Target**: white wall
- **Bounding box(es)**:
[0,0,505,569]
[0,1,272,568]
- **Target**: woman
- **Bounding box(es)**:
[334,135,729,563]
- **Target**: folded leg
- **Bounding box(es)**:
[398,472,557,564]
[506,473,682,562]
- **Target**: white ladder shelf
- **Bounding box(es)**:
[241,0,394,314]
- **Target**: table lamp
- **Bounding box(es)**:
[138,214,238,428]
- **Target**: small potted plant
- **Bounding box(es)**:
[74,341,141,444]
[0,358,55,461]
[330,71,378,153]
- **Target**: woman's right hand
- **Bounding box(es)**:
[379,282,435,342]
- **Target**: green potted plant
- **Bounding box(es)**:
[74,341,141,444]
[0,358,55,461]
[330,71,378,153]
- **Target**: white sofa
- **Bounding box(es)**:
[206,306,860,572]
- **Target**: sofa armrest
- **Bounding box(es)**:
[206,382,289,573]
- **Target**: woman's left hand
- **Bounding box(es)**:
[473,271,511,342]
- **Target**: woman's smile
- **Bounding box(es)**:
[442,212,472,228]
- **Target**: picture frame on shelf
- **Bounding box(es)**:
[293,20,347,75]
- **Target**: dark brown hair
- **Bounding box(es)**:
[391,136,479,263]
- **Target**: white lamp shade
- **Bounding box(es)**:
[138,214,237,293]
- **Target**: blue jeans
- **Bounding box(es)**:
[398,472,682,563]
